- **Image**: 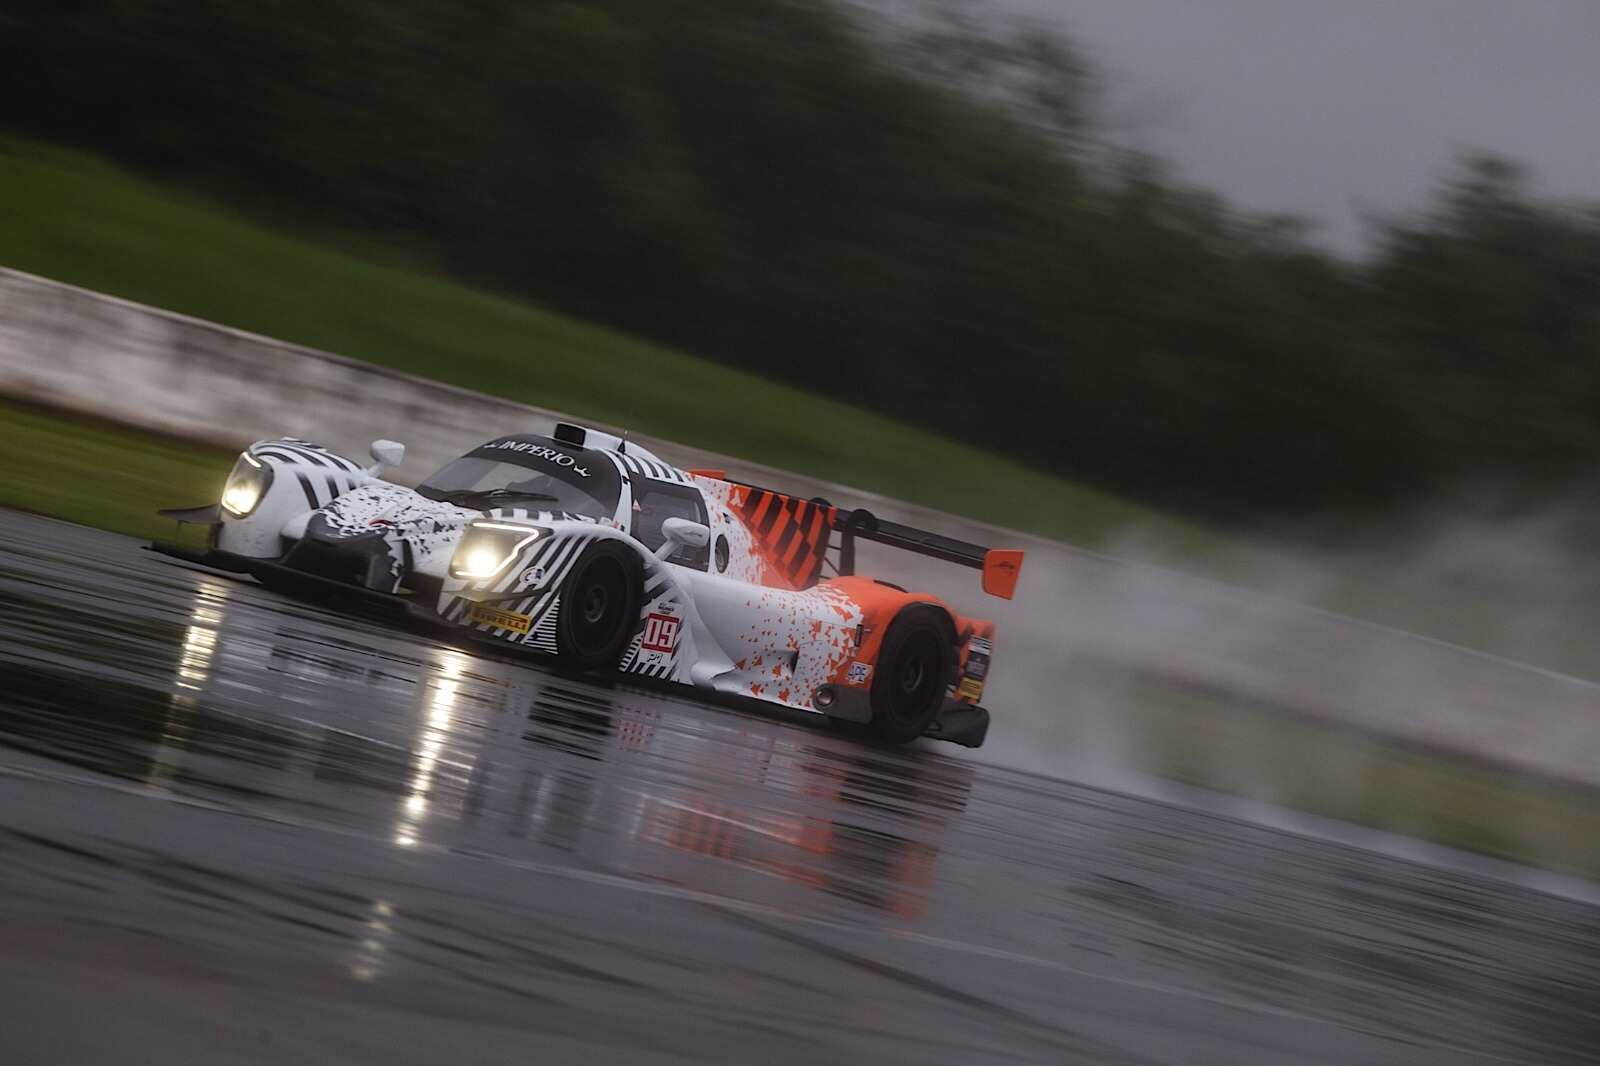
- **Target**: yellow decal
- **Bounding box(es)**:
[958,676,985,702]
[467,603,532,634]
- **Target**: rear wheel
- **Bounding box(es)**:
[867,606,956,743]
[555,541,643,672]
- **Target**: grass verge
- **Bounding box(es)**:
[0,137,1176,549]
[0,399,233,543]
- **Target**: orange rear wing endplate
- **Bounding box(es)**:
[981,549,1024,599]
[834,510,1025,600]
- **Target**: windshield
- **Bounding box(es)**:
[418,457,618,518]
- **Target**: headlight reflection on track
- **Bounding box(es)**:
[392,649,470,849]
[175,586,229,691]
[150,580,233,790]
[348,898,396,983]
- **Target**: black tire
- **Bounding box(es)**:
[867,605,956,744]
[555,540,643,672]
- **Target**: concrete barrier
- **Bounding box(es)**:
[3,266,1596,784]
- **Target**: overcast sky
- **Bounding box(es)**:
[967,0,1600,256]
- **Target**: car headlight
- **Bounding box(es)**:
[449,521,545,581]
[221,452,274,518]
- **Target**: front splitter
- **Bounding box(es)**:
[147,541,433,622]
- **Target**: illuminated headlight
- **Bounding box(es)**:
[449,521,545,581]
[221,451,274,518]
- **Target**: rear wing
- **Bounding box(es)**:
[691,473,1025,599]
[834,509,1025,600]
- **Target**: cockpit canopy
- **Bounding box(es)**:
[418,435,622,519]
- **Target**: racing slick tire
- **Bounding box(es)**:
[867,605,957,744]
[555,540,644,672]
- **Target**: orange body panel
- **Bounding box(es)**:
[725,484,836,591]
[819,576,995,704]
[696,474,1001,709]
[982,549,1025,600]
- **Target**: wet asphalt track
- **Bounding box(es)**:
[1,509,1597,1065]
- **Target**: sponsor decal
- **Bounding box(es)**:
[958,676,985,701]
[641,612,681,654]
[466,603,533,635]
[485,440,590,478]
[846,660,872,686]
[965,637,993,680]
[518,564,546,588]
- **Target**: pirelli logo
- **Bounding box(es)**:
[467,603,533,634]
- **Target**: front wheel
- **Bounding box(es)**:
[554,541,643,672]
[867,606,956,744]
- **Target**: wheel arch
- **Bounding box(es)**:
[823,578,954,664]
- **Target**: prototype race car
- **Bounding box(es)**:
[153,424,1024,747]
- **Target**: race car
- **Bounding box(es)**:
[152,424,1024,747]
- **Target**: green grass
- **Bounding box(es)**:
[0,137,1178,549]
[5,137,1600,681]
[0,400,234,542]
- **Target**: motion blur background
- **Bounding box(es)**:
[5,5,1600,1060]
[3,1,1600,862]
[6,0,1599,520]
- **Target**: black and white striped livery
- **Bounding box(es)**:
[250,438,366,511]
[441,528,595,647]
[614,450,691,485]
[252,439,364,474]
[618,562,687,681]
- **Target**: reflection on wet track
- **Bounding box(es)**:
[1,510,1597,1064]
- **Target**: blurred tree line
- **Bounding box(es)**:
[7,0,1599,517]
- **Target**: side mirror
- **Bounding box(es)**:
[367,439,405,476]
[656,517,710,560]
